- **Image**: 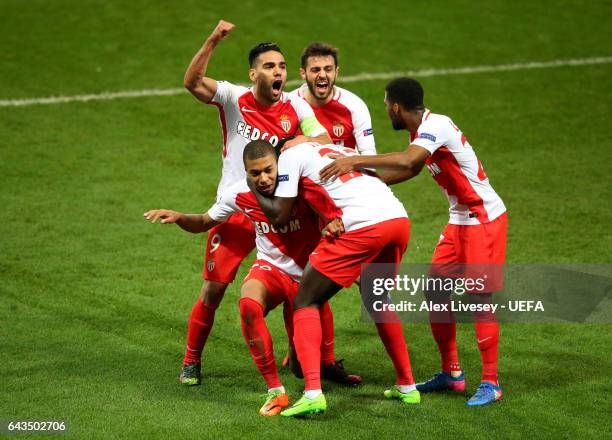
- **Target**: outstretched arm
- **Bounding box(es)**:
[143,209,220,233]
[319,144,430,183]
[183,20,235,103]
[246,179,297,227]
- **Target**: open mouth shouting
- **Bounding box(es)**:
[315,78,330,96]
[271,79,283,98]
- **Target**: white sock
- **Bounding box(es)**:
[450,370,463,378]
[304,389,322,399]
[268,386,285,394]
[397,384,416,394]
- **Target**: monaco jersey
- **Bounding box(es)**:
[289,85,376,155]
[411,109,506,225]
[209,81,327,198]
[207,180,323,280]
[275,143,407,232]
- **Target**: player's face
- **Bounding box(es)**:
[301,55,338,101]
[245,154,278,195]
[385,95,406,131]
[249,51,287,104]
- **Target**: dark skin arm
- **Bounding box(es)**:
[143,209,220,233]
[319,144,431,184]
[246,178,297,227]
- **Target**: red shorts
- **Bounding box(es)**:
[431,212,507,292]
[242,259,300,307]
[309,217,410,287]
[202,213,256,283]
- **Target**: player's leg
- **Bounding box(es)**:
[239,265,289,416]
[319,301,363,386]
[282,219,409,416]
[417,225,465,393]
[180,280,227,385]
[282,299,362,385]
[280,264,343,417]
[292,263,343,391]
[464,213,507,406]
[180,214,256,385]
[319,301,335,366]
[360,218,420,404]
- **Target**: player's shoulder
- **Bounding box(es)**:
[419,109,453,131]
[215,80,250,103]
[223,179,250,199]
[217,80,248,93]
[334,86,368,108]
[286,84,306,99]
[285,90,309,107]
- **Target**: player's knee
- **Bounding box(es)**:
[293,293,320,310]
[239,297,264,325]
[470,293,497,323]
[201,281,228,306]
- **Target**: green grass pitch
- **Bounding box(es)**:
[1,0,611,438]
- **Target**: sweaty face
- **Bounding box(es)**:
[302,55,338,101]
[245,154,278,195]
[250,51,287,104]
[385,96,406,131]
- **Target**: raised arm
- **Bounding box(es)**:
[143,209,220,233]
[319,144,430,183]
[183,20,235,103]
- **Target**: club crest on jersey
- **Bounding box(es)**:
[280,114,292,133]
[207,260,215,272]
[332,121,344,137]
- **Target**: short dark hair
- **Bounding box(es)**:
[248,42,283,67]
[385,78,425,111]
[243,140,277,165]
[301,42,338,68]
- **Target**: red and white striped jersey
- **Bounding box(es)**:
[289,85,376,155]
[275,143,407,232]
[207,180,326,280]
[209,81,327,198]
[411,109,506,225]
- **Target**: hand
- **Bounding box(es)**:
[321,217,345,239]
[319,155,359,181]
[208,20,235,44]
[281,135,309,152]
[143,209,183,224]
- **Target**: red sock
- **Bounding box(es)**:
[320,302,335,365]
[239,298,281,389]
[474,309,499,385]
[374,311,414,385]
[430,322,461,373]
[182,298,217,366]
[293,307,322,391]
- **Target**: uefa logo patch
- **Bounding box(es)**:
[207,260,215,272]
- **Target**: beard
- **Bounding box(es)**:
[307,78,335,100]
[391,115,406,131]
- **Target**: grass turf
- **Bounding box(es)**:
[1,0,611,438]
